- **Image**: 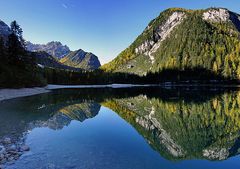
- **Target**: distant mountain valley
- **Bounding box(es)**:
[26,41,101,70]
[0,20,101,71]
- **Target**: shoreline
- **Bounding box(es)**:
[46,84,155,90]
[0,87,50,102]
[1,83,240,102]
[0,84,152,102]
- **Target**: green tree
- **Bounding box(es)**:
[8,21,25,65]
[10,20,25,48]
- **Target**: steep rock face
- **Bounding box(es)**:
[102,8,240,78]
[60,49,101,70]
[26,41,71,59]
[203,8,240,31]
[135,12,186,64]
[203,148,229,160]
[0,19,11,41]
[203,8,230,22]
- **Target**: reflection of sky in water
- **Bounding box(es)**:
[7,107,167,169]
[1,88,240,169]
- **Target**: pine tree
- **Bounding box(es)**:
[10,21,25,48]
[8,21,26,65]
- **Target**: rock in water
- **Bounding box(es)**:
[20,145,30,151]
[0,145,5,154]
[3,138,11,145]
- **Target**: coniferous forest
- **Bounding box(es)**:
[1,8,240,88]
[2,2,240,169]
[0,21,234,88]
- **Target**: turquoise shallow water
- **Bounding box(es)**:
[1,87,240,169]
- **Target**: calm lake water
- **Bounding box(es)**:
[1,87,240,169]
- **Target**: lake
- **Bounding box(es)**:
[1,87,240,169]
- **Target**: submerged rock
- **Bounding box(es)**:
[0,145,5,154]
[20,145,30,152]
[0,153,5,163]
[0,135,30,165]
[8,145,17,151]
[2,138,11,145]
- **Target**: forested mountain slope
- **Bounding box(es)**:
[102,8,240,79]
[60,49,101,70]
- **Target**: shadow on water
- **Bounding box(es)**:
[1,86,240,166]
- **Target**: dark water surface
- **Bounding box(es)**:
[1,87,240,169]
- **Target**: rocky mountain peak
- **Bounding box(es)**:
[60,49,101,70]
[203,8,240,31]
[26,41,71,59]
[135,11,186,64]
[0,18,101,71]
[26,41,101,70]
[0,19,11,41]
[203,8,230,22]
[102,7,240,77]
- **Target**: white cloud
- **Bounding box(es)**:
[62,3,68,9]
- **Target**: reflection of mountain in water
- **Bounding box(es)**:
[102,90,240,161]
[0,93,101,143]
[1,87,240,163]
[59,102,100,122]
[30,102,100,130]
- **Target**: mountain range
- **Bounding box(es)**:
[2,7,240,83]
[102,8,240,79]
[26,41,101,70]
[0,21,101,71]
[0,19,11,42]
[26,41,71,59]
[60,49,101,70]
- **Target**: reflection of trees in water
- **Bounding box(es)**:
[0,93,101,165]
[0,93,101,143]
[1,87,240,162]
[102,90,240,161]
[30,102,101,130]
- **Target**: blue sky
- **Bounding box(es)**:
[0,0,239,64]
